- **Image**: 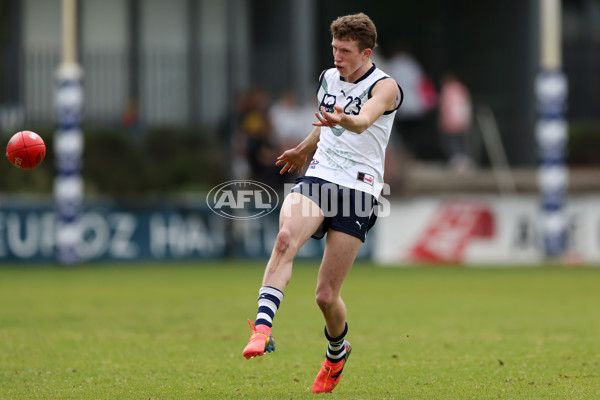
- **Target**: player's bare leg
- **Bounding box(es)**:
[243,192,324,359]
[313,230,361,393]
[263,192,324,290]
[316,230,361,337]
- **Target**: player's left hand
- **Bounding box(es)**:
[313,105,343,127]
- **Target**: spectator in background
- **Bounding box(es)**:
[269,91,315,179]
[438,72,473,172]
[232,87,284,189]
[122,98,143,138]
[385,42,436,154]
[381,43,436,187]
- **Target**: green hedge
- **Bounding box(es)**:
[1,128,228,197]
[2,120,597,197]
[568,120,600,166]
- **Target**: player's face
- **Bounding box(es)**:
[331,38,371,81]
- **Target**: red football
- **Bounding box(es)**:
[5,131,46,169]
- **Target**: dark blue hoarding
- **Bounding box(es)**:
[0,198,371,263]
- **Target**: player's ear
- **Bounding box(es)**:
[363,48,372,59]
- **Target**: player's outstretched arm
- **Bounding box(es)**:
[275,126,321,175]
[313,78,399,133]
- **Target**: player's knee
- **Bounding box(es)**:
[315,287,335,310]
[273,229,294,255]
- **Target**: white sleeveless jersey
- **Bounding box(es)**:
[306,64,402,198]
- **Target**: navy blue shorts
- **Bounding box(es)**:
[289,176,378,242]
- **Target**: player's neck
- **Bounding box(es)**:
[343,60,373,83]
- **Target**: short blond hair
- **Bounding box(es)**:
[330,13,377,51]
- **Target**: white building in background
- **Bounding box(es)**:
[14,0,315,129]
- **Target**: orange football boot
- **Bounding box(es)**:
[242,319,275,359]
[312,341,352,393]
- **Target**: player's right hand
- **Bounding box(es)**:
[275,148,308,175]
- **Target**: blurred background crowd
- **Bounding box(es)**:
[0,0,599,264]
[1,0,599,199]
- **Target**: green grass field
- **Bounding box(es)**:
[0,261,599,399]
